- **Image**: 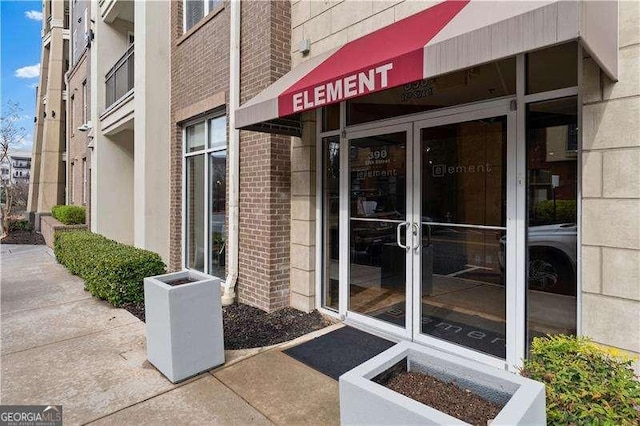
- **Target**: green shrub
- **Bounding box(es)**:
[54,230,166,306]
[51,205,86,225]
[534,200,577,224]
[8,219,34,232]
[521,335,640,425]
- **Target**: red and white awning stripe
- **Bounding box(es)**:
[236,0,618,131]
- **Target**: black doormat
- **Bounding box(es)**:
[374,303,507,358]
[283,326,395,380]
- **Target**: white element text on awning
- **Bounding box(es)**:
[292,63,394,112]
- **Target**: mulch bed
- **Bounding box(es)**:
[223,303,332,349]
[0,230,46,245]
[122,301,332,350]
[384,371,503,426]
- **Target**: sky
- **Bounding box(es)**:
[1,0,43,152]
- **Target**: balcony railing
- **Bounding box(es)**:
[105,44,134,109]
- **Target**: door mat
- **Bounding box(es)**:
[283,326,395,381]
[374,303,507,358]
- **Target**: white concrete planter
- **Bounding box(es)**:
[340,341,546,425]
[144,270,225,383]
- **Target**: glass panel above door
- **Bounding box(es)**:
[346,57,516,126]
[348,131,408,328]
[418,117,508,359]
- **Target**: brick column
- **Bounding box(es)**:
[237,0,292,312]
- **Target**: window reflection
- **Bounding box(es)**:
[526,97,578,350]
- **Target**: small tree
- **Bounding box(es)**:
[0,102,28,236]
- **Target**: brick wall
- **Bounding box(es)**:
[67,47,91,223]
[238,0,292,312]
[169,2,230,272]
[170,0,293,312]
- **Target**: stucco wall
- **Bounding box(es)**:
[580,0,640,361]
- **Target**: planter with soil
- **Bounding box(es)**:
[339,341,545,425]
[144,270,225,383]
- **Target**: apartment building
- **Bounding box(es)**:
[27,0,69,223]
[1,151,32,186]
[233,0,639,370]
[66,0,92,223]
[89,0,171,261]
[29,0,637,373]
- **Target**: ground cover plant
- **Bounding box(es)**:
[521,335,640,425]
[51,205,86,225]
[54,230,165,306]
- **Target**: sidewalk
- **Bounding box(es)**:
[1,244,340,425]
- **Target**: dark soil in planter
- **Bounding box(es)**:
[0,230,45,245]
[165,277,198,286]
[384,371,503,426]
[223,303,332,350]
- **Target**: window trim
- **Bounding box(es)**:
[182,110,228,276]
[183,0,222,33]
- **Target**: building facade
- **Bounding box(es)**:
[66,0,92,224]
[1,151,32,186]
[234,0,639,370]
[27,0,69,222]
[89,0,171,261]
[170,0,293,311]
[34,0,638,373]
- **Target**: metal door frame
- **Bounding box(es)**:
[341,122,414,341]
[411,103,518,370]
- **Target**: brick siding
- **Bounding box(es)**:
[170,0,292,312]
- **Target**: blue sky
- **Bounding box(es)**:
[1,0,43,151]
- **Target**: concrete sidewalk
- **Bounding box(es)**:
[1,244,340,425]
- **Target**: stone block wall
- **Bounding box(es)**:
[580,0,640,361]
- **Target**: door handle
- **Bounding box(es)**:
[411,222,421,253]
[396,221,410,251]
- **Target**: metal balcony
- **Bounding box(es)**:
[105,44,134,109]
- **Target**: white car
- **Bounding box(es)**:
[499,223,577,295]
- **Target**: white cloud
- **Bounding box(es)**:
[15,64,40,79]
[25,10,43,21]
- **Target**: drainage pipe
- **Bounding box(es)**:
[222,0,240,305]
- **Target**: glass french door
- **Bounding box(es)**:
[345,124,413,339]
[344,105,517,367]
[412,107,516,368]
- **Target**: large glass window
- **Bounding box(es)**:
[526,97,578,349]
[184,114,227,277]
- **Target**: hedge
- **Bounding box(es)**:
[8,219,34,232]
[51,205,86,225]
[521,335,640,425]
[54,230,166,307]
[533,199,576,224]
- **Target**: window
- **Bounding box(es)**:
[184,114,227,277]
[183,0,222,32]
[82,80,87,124]
[70,162,75,204]
[82,158,87,204]
[70,95,75,134]
[72,29,77,64]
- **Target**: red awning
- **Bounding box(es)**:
[236,0,618,134]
